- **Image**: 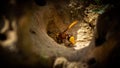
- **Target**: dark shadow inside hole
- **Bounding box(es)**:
[95,37,106,46]
[0,33,7,41]
[0,17,4,30]
[54,62,64,68]
[87,58,97,66]
[34,0,47,6]
[30,29,36,34]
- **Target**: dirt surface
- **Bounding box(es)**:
[29,0,101,60]
[28,0,101,66]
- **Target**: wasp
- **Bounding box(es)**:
[56,20,78,47]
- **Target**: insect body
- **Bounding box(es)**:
[56,20,78,47]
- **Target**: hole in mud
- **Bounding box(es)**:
[46,18,95,49]
[0,18,4,30]
[44,0,99,50]
[54,63,64,68]
[30,29,36,35]
[87,58,97,66]
[34,0,47,6]
[95,37,106,46]
[0,33,7,41]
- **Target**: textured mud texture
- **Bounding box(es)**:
[0,0,100,68]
